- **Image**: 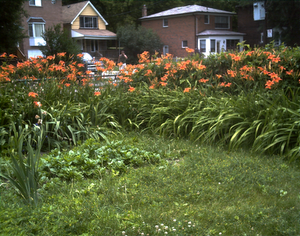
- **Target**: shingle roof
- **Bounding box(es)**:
[72,29,117,38]
[140,5,235,20]
[62,1,88,23]
[197,30,245,36]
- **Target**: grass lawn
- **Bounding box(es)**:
[1,132,300,235]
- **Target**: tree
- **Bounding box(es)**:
[40,24,80,59]
[117,24,163,63]
[266,0,300,46]
[0,0,26,54]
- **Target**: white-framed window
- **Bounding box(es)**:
[29,0,42,7]
[163,18,168,27]
[200,40,206,53]
[253,2,265,21]
[182,40,188,48]
[51,0,56,4]
[210,39,216,52]
[204,15,209,24]
[28,23,44,38]
[91,40,98,52]
[215,16,229,29]
[163,45,169,55]
[80,16,98,29]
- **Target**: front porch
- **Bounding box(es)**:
[72,29,119,62]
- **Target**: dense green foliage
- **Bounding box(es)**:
[40,24,81,62]
[1,43,300,235]
[1,134,300,235]
[0,0,26,54]
[117,24,163,63]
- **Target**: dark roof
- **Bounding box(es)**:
[62,1,88,23]
[197,30,245,36]
[140,5,235,20]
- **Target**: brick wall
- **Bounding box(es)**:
[237,5,266,47]
[142,14,233,57]
[142,15,196,58]
[21,0,63,58]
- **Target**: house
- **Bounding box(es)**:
[20,0,117,60]
[140,5,245,58]
[237,1,300,48]
[21,0,63,58]
[236,1,282,48]
[62,1,118,60]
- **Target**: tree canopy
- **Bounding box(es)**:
[117,24,163,63]
[0,0,26,53]
[40,24,80,60]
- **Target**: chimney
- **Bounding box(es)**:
[142,4,147,17]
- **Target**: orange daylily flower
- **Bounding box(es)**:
[185,47,195,53]
[199,78,209,83]
[183,87,191,93]
[65,83,71,87]
[286,70,293,75]
[128,85,135,92]
[94,91,101,96]
[28,92,38,98]
[34,101,42,107]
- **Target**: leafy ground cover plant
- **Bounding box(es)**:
[40,138,163,180]
[1,133,300,235]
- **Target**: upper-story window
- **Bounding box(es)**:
[163,18,168,27]
[204,15,209,24]
[29,0,42,7]
[182,40,188,48]
[253,2,265,21]
[215,16,229,29]
[80,16,98,29]
[28,18,45,37]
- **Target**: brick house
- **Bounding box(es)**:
[21,0,63,58]
[21,0,117,59]
[140,5,245,58]
[236,2,281,48]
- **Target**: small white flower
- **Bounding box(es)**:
[161,223,164,226]
[219,233,222,235]
[173,228,176,232]
[218,182,221,184]
[122,231,126,235]
[188,221,192,225]
[155,225,159,229]
[165,226,168,230]
[165,232,168,235]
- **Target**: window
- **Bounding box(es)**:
[28,23,44,37]
[163,18,168,27]
[51,0,56,3]
[226,39,240,51]
[163,45,169,55]
[80,16,98,29]
[200,40,206,53]
[91,40,98,52]
[260,32,264,43]
[253,2,265,21]
[210,39,215,52]
[182,40,188,48]
[215,16,229,29]
[29,0,42,6]
[204,15,209,24]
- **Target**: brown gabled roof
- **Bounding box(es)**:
[72,29,117,39]
[62,1,88,23]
